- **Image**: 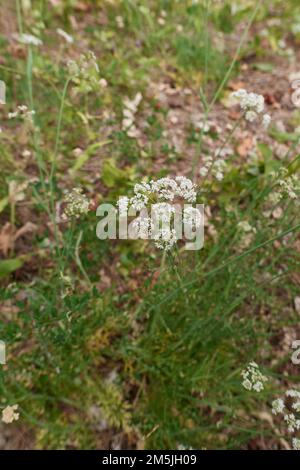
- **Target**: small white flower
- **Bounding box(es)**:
[292,438,300,450]
[242,379,252,391]
[231,88,270,129]
[284,413,300,433]
[130,193,148,211]
[8,105,35,123]
[241,362,268,392]
[245,110,258,122]
[152,203,175,224]
[158,17,166,26]
[2,404,19,424]
[56,28,74,44]
[122,93,142,138]
[262,113,271,129]
[132,216,152,239]
[200,167,209,177]
[67,51,100,92]
[18,33,43,46]
[63,188,90,220]
[153,228,177,251]
[272,398,285,415]
[286,389,300,399]
[99,78,108,88]
[116,16,125,29]
[215,171,224,181]
[237,221,256,233]
[292,401,300,412]
[22,149,31,158]
[253,381,264,392]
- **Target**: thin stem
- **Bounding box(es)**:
[74,230,92,286]
[16,0,23,35]
[190,0,262,176]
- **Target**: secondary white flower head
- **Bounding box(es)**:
[273,168,299,201]
[122,93,143,138]
[232,89,265,114]
[237,220,256,233]
[284,413,300,433]
[292,438,300,450]
[63,188,90,220]
[241,362,268,392]
[262,113,271,129]
[272,398,285,415]
[2,404,19,424]
[232,88,270,129]
[200,156,228,182]
[8,105,35,123]
[286,389,300,398]
[153,228,177,251]
[245,110,258,123]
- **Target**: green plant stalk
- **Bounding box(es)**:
[191,0,262,177]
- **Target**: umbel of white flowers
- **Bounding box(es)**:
[231,88,271,128]
[241,361,268,392]
[272,389,300,450]
[117,176,200,251]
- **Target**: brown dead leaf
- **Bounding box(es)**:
[291,272,300,285]
[8,44,26,60]
[0,223,14,256]
[263,92,278,106]
[237,136,253,157]
[14,222,37,240]
[74,1,92,11]
[228,109,241,120]
[0,299,20,321]
[273,240,281,249]
[228,81,247,91]
[0,222,37,257]
[294,297,300,315]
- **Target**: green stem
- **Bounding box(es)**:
[16,0,23,35]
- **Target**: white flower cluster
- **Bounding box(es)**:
[272,398,285,415]
[272,389,300,449]
[231,89,271,128]
[57,28,74,44]
[271,168,299,201]
[292,438,300,450]
[2,404,19,424]
[237,220,257,249]
[131,176,197,208]
[153,227,178,251]
[63,188,90,220]
[199,155,227,181]
[122,92,142,138]
[117,176,198,250]
[241,361,268,392]
[116,15,125,29]
[8,105,35,123]
[18,33,43,47]
[67,51,105,93]
[237,220,256,233]
[130,203,178,250]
